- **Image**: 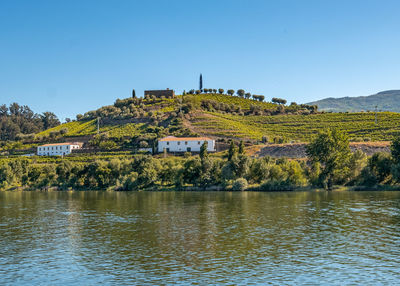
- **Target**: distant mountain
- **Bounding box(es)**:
[307,90,400,112]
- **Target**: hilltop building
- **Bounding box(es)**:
[37,142,82,156]
[144,89,175,98]
[158,136,215,153]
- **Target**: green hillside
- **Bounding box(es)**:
[307,90,400,112]
[33,93,400,145]
[35,93,283,140]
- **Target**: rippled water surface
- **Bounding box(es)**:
[1,191,400,285]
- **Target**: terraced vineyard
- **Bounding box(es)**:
[189,112,400,142]
[37,119,147,139]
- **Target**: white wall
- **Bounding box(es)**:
[37,144,80,156]
[158,140,215,153]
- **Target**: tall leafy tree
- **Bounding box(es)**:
[237,89,245,97]
[0,103,54,140]
[0,104,8,116]
[390,134,400,164]
[41,112,60,130]
[306,129,351,189]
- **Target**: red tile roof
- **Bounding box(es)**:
[39,142,81,147]
[159,136,212,142]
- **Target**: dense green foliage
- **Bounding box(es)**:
[0,153,308,191]
[0,103,60,140]
[306,129,352,189]
[2,132,400,191]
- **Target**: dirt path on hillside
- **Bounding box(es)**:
[251,142,390,158]
[183,112,220,139]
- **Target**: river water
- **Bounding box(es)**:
[0,191,399,285]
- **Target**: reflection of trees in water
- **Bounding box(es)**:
[1,191,400,284]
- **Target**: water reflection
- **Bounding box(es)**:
[0,191,400,285]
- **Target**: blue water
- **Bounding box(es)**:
[0,191,399,285]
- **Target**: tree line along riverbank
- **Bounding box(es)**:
[1,129,400,192]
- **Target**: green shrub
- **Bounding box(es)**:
[99,141,118,150]
[232,178,248,191]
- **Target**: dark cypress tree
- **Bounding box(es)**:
[200,141,208,161]
[228,140,237,161]
[132,89,136,98]
[239,140,245,154]
[199,74,203,91]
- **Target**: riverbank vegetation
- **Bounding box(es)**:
[1,129,400,191]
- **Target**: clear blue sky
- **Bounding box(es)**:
[1,0,400,121]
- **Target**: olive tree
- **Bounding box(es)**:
[237,89,245,97]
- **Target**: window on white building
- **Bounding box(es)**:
[177,142,180,145]
[185,141,188,145]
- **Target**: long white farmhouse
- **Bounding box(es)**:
[37,142,81,156]
[158,136,215,153]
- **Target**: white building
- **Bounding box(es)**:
[37,142,81,156]
[158,136,215,153]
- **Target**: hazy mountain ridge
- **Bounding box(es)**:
[307,90,400,112]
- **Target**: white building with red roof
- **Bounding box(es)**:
[158,136,215,153]
[37,142,82,156]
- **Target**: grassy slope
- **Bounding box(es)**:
[37,120,97,137]
[37,120,148,139]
